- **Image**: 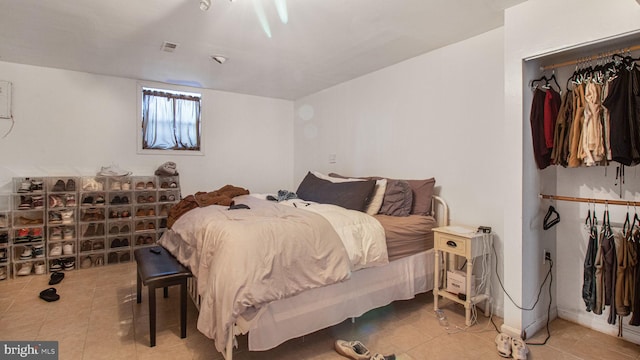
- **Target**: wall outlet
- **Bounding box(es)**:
[543,249,551,264]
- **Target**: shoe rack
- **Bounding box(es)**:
[2,175,179,279]
[0,194,11,281]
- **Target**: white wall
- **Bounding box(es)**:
[293,28,507,313]
[504,0,640,340]
[0,61,294,195]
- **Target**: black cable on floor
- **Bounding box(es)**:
[491,242,553,345]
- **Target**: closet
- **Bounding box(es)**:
[526,34,640,343]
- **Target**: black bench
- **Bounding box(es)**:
[134,246,193,347]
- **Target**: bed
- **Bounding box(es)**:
[158,171,448,359]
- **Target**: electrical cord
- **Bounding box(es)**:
[491,241,553,345]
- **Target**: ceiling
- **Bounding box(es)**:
[0,0,524,100]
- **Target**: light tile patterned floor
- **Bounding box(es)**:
[0,262,639,359]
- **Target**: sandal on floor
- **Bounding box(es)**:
[370,354,396,360]
[39,288,60,302]
[495,333,512,358]
[511,336,528,360]
[48,271,64,285]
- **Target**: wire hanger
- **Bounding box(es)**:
[543,205,560,230]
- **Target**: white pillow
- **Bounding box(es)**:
[311,171,387,216]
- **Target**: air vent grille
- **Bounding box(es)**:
[161,41,179,53]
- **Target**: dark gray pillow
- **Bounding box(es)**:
[379,180,413,217]
[296,172,376,212]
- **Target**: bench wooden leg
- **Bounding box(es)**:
[149,286,157,347]
[180,280,187,339]
[136,271,142,304]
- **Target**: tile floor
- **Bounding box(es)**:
[1,262,639,359]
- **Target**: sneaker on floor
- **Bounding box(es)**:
[495,333,512,358]
[334,340,371,360]
[511,337,528,360]
[370,355,396,360]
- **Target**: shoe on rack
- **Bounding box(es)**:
[39,288,60,302]
[18,196,33,210]
[119,251,130,262]
[17,180,32,193]
[49,211,62,224]
[80,240,92,252]
[20,247,33,260]
[111,196,121,205]
[33,244,45,258]
[111,238,122,248]
[30,228,43,241]
[65,178,76,191]
[92,240,104,250]
[49,244,62,257]
[0,267,6,280]
[82,196,94,205]
[495,333,512,358]
[34,262,46,275]
[65,194,76,207]
[109,225,119,235]
[62,243,74,255]
[49,195,64,208]
[49,271,64,285]
[30,180,43,192]
[63,227,74,240]
[110,181,121,191]
[92,255,104,267]
[52,179,66,192]
[80,256,92,269]
[96,223,105,236]
[60,210,74,224]
[334,340,371,360]
[49,260,62,272]
[32,195,44,209]
[120,225,130,234]
[83,224,96,237]
[0,248,7,262]
[49,227,62,240]
[108,252,118,264]
[95,195,106,205]
[63,258,75,271]
[17,262,33,276]
[511,337,528,360]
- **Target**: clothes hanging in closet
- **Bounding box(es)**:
[531,55,640,168]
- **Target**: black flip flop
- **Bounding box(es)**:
[39,288,60,302]
[48,271,64,285]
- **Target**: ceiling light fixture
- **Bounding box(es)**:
[211,55,227,64]
[199,0,211,11]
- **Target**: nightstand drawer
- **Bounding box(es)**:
[436,234,466,256]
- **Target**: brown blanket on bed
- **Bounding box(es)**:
[167,184,250,228]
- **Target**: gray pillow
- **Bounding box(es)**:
[296,172,376,212]
[378,180,413,217]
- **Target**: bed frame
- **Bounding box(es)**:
[186,195,449,359]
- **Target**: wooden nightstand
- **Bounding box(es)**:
[433,225,492,326]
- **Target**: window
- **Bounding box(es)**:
[140,86,202,153]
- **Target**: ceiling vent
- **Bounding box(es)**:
[161,41,179,53]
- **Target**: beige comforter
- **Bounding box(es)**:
[158,195,386,353]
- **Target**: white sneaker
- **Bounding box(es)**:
[334,340,371,360]
[49,244,62,256]
[495,333,512,358]
[17,262,32,276]
[62,243,74,255]
[511,337,528,360]
[34,262,45,275]
[20,247,33,260]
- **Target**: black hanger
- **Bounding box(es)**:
[543,205,560,230]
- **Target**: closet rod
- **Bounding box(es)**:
[540,194,640,207]
[540,44,640,71]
